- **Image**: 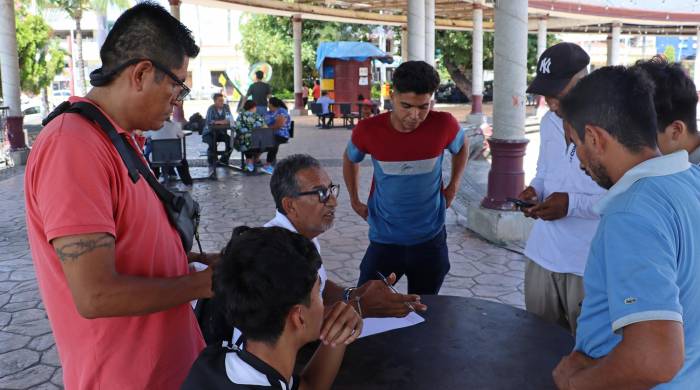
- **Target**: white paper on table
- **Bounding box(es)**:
[189,262,208,310]
[359,312,425,338]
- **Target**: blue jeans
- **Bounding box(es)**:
[357,227,450,295]
[256,106,268,116]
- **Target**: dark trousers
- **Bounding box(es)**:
[265,135,289,164]
[357,227,450,295]
[153,161,193,185]
[320,113,334,128]
[203,130,231,166]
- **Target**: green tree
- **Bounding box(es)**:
[37,0,128,96]
[15,8,66,112]
[239,14,374,93]
[664,45,676,62]
[435,30,558,96]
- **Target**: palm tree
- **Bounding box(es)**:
[38,0,128,96]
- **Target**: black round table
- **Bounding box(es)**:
[331,295,573,390]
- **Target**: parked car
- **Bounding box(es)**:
[22,105,44,127]
[435,83,470,103]
[482,81,493,102]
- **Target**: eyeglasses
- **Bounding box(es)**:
[96,58,190,101]
[296,184,340,204]
[148,59,191,101]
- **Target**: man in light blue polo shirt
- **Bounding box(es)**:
[553,66,700,389]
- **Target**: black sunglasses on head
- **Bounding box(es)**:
[89,58,190,101]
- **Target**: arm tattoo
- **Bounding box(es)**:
[55,236,114,263]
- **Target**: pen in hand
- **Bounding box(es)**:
[376,271,416,313]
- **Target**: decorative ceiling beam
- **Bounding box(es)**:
[187,0,494,30]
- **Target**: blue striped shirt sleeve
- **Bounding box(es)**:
[346,140,365,163]
[447,127,466,154]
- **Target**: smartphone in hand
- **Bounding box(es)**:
[507,197,535,209]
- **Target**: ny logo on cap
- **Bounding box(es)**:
[539,57,551,74]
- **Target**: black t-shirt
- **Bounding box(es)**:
[247,82,271,107]
[182,344,299,390]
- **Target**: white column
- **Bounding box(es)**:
[379,27,387,85]
[478,0,529,212]
[468,0,484,124]
[609,23,622,65]
[401,25,409,63]
[379,27,387,108]
[537,17,547,57]
[694,27,700,89]
[493,0,527,140]
[169,0,181,21]
[408,0,426,61]
[424,0,435,66]
[168,0,185,122]
[96,13,109,47]
[0,0,21,117]
[535,15,549,118]
[292,14,306,115]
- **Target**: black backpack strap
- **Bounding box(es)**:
[73,102,143,183]
[50,101,183,212]
[42,101,72,127]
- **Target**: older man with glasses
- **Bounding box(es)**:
[24,4,213,389]
[197,154,425,346]
[266,154,426,318]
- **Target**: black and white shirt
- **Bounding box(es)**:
[182,344,299,390]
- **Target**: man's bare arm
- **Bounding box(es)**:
[342,151,368,220]
[443,137,469,208]
[564,321,684,389]
[54,233,212,319]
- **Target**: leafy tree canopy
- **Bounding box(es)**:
[240,14,558,97]
[435,29,558,96]
[15,7,66,95]
[240,14,382,93]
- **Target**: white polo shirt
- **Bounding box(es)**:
[264,210,327,293]
[524,111,607,276]
[182,344,299,390]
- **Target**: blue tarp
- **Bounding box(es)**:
[316,41,393,70]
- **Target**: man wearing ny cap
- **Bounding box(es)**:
[516,42,606,333]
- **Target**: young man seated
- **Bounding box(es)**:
[316,91,335,128]
[182,226,360,390]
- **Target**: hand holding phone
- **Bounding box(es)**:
[507,197,535,209]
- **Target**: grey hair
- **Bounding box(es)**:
[270,154,321,215]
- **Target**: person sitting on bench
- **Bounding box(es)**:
[203,93,233,179]
[232,100,264,173]
[145,115,194,185]
[317,91,335,128]
[260,97,291,175]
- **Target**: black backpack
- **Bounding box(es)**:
[184,112,205,133]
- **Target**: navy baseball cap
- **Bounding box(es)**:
[527,42,590,97]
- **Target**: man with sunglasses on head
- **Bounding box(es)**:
[24,3,212,389]
[267,155,426,318]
